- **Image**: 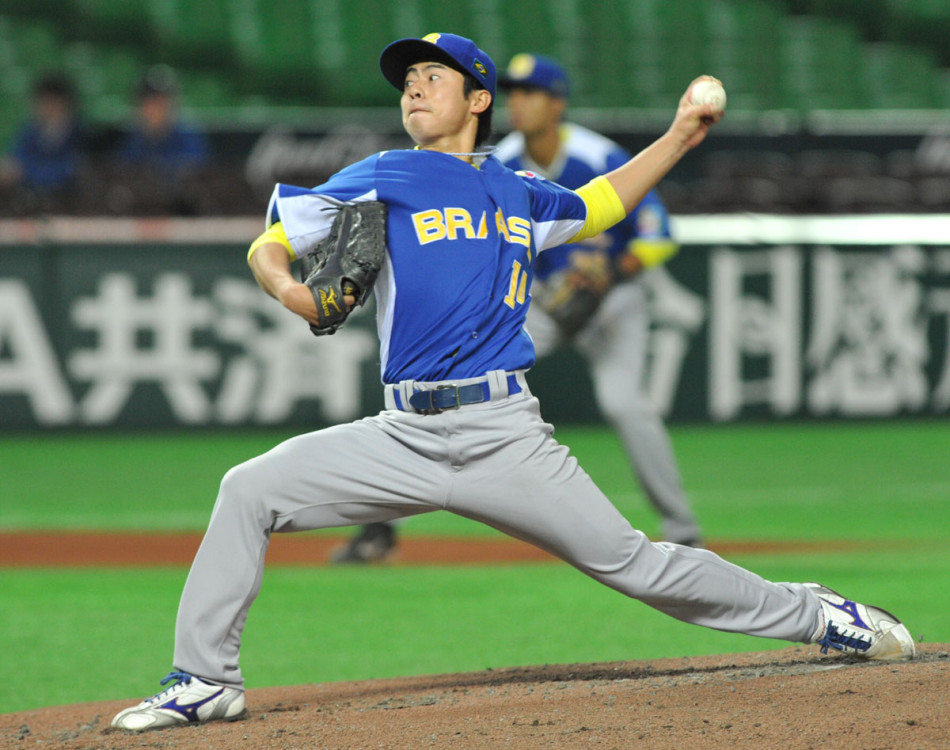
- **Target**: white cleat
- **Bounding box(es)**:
[806,583,916,661]
[111,671,246,731]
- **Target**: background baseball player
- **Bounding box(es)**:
[499,53,703,546]
[332,53,702,563]
[111,32,914,733]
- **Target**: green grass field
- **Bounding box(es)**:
[2,421,949,714]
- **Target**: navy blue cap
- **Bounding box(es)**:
[379,33,496,99]
[499,53,569,98]
[138,64,179,98]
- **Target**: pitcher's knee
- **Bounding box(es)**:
[581,535,653,591]
[216,460,269,514]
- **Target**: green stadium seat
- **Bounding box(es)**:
[779,16,868,109]
[862,42,940,108]
[715,1,785,109]
[59,41,108,109]
[69,0,152,44]
[585,0,789,109]
[97,47,144,96]
[802,0,950,68]
[0,0,75,22]
[330,0,401,105]
[482,0,589,105]
[178,70,239,111]
[0,14,16,63]
[940,69,950,109]
[399,3,476,41]
[146,0,236,67]
[0,65,30,148]
[4,0,950,115]
[495,0,564,57]
[584,0,669,108]
[231,0,320,100]
[14,18,61,71]
[57,41,145,121]
[884,0,950,65]
[806,0,891,39]
[653,0,708,46]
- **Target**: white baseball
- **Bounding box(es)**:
[691,80,727,113]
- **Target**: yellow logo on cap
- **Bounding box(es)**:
[507,53,537,79]
[422,33,441,44]
[474,60,487,76]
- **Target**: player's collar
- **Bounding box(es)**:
[412,144,496,168]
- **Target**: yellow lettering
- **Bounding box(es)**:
[412,208,531,249]
[507,216,532,254]
[445,207,475,239]
[516,269,527,304]
[495,207,511,243]
[476,211,488,239]
[504,260,525,309]
[412,209,446,245]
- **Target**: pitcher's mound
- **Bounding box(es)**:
[4,644,947,749]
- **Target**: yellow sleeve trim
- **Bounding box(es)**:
[629,238,679,268]
[569,175,626,243]
[247,221,295,262]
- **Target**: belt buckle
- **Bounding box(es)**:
[434,384,461,411]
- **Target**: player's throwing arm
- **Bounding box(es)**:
[606,76,724,213]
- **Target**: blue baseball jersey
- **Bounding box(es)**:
[493,123,672,281]
[267,149,587,384]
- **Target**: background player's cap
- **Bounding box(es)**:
[499,54,569,98]
[379,33,496,99]
[137,64,179,99]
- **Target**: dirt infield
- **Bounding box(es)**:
[0,531,869,567]
[2,533,948,748]
[2,646,947,749]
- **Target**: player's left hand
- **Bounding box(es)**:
[280,282,355,327]
[298,200,387,336]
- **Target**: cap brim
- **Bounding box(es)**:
[497,76,563,96]
[379,38,469,91]
[498,76,532,90]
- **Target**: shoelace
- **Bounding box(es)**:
[144,670,194,703]
[818,623,872,654]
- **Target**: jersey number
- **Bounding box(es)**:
[504,260,528,309]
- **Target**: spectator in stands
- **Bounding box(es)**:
[110,64,210,215]
[0,72,87,214]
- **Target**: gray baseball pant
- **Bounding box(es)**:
[173,371,819,690]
